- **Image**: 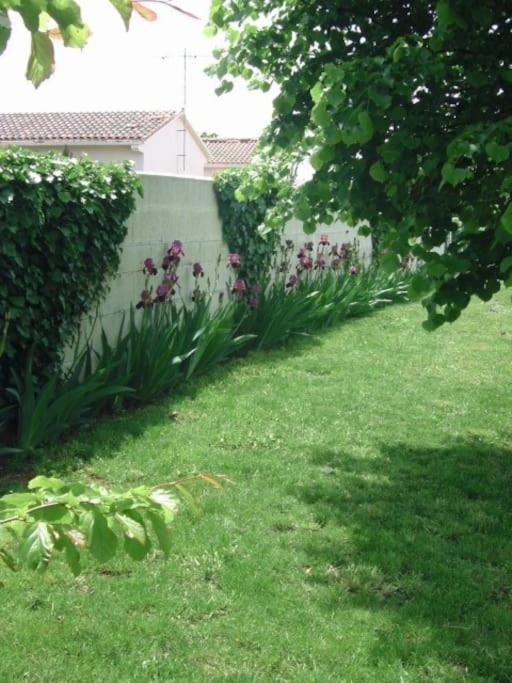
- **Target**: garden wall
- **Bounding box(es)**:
[77,172,370,350]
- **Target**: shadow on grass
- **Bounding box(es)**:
[297,439,512,679]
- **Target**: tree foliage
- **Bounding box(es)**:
[207,0,512,328]
[0,0,197,87]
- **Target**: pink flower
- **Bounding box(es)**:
[286,274,298,288]
[164,273,178,284]
[248,297,259,309]
[136,289,153,309]
[297,247,306,258]
[143,258,157,275]
[227,253,241,268]
[168,240,184,257]
[298,255,313,271]
[192,262,204,278]
[156,284,169,298]
[319,234,330,246]
[315,255,326,270]
[250,283,260,294]
[350,265,359,276]
[232,278,246,296]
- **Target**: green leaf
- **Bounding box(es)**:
[500,203,512,235]
[149,489,178,516]
[115,512,147,545]
[0,11,11,56]
[408,274,434,301]
[310,81,323,104]
[62,535,81,575]
[441,162,471,186]
[274,93,295,115]
[28,475,65,491]
[357,111,374,144]
[31,504,72,523]
[311,100,330,128]
[369,161,388,183]
[369,89,391,109]
[500,256,512,274]
[18,0,46,32]
[18,522,54,570]
[46,0,88,47]
[81,510,118,563]
[146,511,172,557]
[379,252,400,275]
[310,147,334,171]
[26,31,55,88]
[0,548,17,572]
[120,511,151,560]
[109,0,132,29]
[485,141,509,164]
[0,492,38,509]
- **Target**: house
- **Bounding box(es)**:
[202,137,258,177]
[0,110,210,176]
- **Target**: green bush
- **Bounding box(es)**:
[213,167,286,284]
[0,148,141,397]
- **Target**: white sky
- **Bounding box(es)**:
[0,0,275,137]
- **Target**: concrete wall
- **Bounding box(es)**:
[77,173,369,352]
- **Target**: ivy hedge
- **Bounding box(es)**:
[0,148,141,397]
[213,167,286,284]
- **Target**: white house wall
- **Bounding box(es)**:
[141,117,206,176]
[17,144,144,170]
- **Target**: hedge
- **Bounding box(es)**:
[0,148,141,396]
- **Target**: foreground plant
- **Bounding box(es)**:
[0,473,225,575]
[0,1,198,87]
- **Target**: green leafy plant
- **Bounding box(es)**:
[0,148,141,402]
[88,305,194,409]
[0,472,225,575]
[182,299,254,379]
[1,349,133,457]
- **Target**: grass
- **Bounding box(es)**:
[1,291,511,682]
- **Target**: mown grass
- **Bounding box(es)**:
[1,291,511,682]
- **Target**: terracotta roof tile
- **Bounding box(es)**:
[0,111,178,143]
[202,137,258,165]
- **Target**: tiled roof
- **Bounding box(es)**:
[202,137,258,165]
[0,111,178,143]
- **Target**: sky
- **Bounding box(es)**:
[0,0,275,138]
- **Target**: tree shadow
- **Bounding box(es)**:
[296,439,512,679]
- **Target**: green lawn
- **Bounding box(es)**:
[1,292,511,682]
